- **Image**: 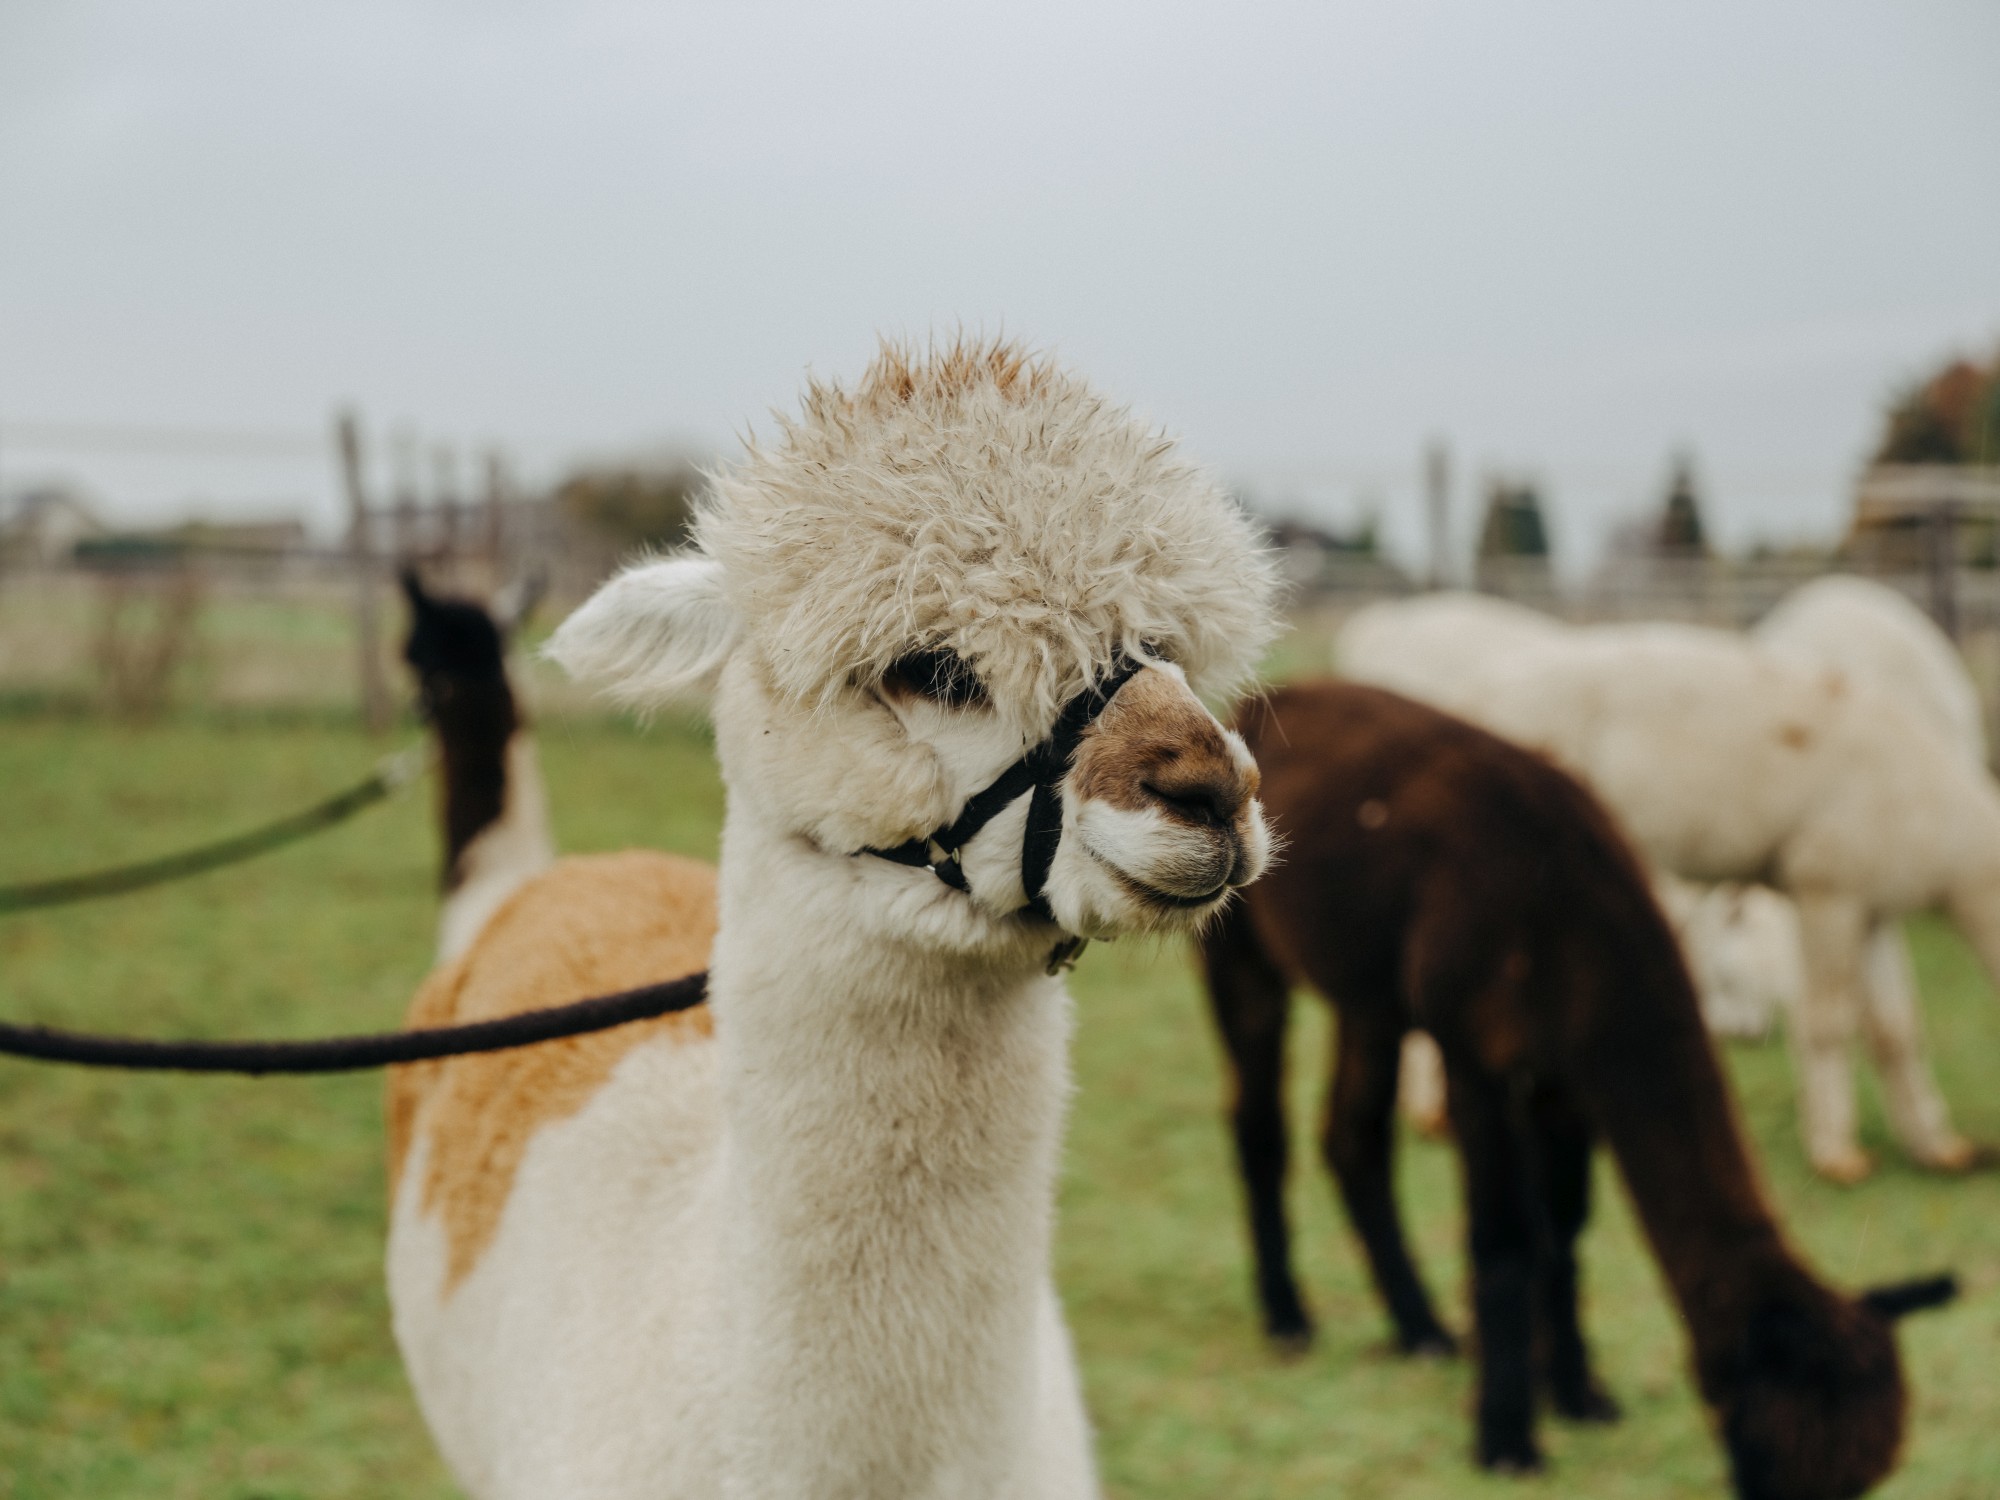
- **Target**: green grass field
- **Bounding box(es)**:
[3,705,1998,1498]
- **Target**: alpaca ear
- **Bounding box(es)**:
[401,566,430,613]
[545,553,738,706]
[491,567,549,639]
[1857,1273,1958,1321]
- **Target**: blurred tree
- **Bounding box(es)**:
[1476,479,1550,559]
[555,459,707,550]
[1875,354,2000,466]
[1657,451,1709,556]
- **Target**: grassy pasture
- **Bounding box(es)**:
[2,705,1998,1498]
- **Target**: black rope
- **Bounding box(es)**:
[0,748,426,915]
[0,971,709,1075]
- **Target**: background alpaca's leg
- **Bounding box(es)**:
[1523,1083,1620,1423]
[1444,1060,1543,1473]
[1860,920,1975,1171]
[1324,1007,1457,1356]
[1397,1032,1449,1137]
[1789,891,1873,1183]
[1199,911,1313,1350]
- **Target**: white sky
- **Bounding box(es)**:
[2,0,1996,570]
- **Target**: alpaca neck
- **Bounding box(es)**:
[707,805,1072,1496]
[431,679,518,875]
[1562,892,1799,1370]
[432,681,555,963]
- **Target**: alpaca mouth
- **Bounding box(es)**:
[1084,843,1232,911]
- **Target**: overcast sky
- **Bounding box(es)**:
[2,0,1996,569]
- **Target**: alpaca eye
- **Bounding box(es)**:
[885,649,987,708]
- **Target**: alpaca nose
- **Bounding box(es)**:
[1140,755,1252,829]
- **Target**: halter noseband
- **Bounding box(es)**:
[859,654,1146,930]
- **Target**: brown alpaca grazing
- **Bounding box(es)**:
[1199,680,1952,1496]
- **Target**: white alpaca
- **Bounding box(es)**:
[1343,591,1986,1180]
[1757,574,1986,759]
[1743,575,1986,1166]
[1335,590,1563,702]
[385,341,1280,1499]
[1347,583,1983,1042]
[1345,594,1803,1125]
[1656,879,1803,1039]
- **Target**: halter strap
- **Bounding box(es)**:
[859,655,1145,925]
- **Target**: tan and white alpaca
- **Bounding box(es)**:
[385,341,1280,1499]
[399,570,556,962]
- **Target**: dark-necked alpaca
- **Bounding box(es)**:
[1200,680,1952,1496]
[400,570,555,961]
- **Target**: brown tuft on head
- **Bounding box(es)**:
[853,335,1054,413]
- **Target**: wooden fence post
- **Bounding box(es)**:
[337,409,392,733]
[1926,500,1960,642]
[1424,439,1451,589]
[392,427,420,561]
[433,445,461,569]
[483,449,507,581]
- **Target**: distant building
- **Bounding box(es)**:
[0,485,104,564]
[73,516,311,572]
[1262,515,1408,593]
[171,518,310,554]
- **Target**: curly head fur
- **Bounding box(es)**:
[692,335,1279,734]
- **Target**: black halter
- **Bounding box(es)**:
[860,654,1145,928]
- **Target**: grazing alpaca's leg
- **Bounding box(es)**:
[1200,907,1313,1350]
[1442,1055,1542,1473]
[1323,1007,1456,1356]
[1789,890,1873,1183]
[1522,1083,1619,1423]
[1860,920,1976,1170]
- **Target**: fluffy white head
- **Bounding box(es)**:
[548,337,1280,946]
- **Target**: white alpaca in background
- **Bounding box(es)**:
[1348,594,1807,1126]
[1657,880,1803,1039]
[1743,575,1987,1167]
[1332,594,1795,1027]
[1345,589,1986,1180]
[1757,575,1986,758]
[385,340,1279,1499]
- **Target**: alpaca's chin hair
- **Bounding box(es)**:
[1043,845,1244,941]
[1040,798,1270,941]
